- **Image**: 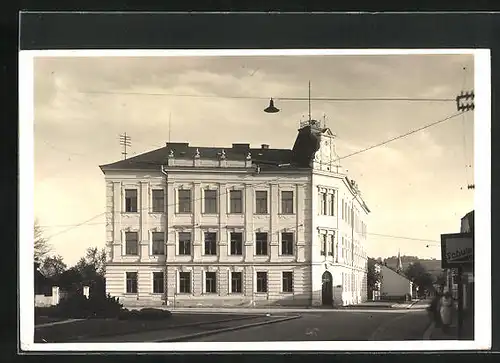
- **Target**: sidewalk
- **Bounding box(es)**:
[425,310,474,340]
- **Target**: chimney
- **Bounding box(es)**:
[232,143,250,150]
[261,144,270,149]
[166,142,189,148]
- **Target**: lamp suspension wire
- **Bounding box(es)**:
[308,80,312,121]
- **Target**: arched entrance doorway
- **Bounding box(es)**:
[321,271,333,305]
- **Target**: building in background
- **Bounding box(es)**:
[377,264,413,301]
[99,119,370,308]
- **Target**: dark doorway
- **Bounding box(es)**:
[321,271,333,305]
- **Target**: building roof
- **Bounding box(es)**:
[100,123,324,172]
[98,122,371,211]
[99,143,298,171]
[379,263,413,283]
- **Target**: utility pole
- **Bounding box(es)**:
[456,90,475,190]
[456,90,475,112]
[119,132,131,160]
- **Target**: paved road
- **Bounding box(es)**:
[186,309,431,342]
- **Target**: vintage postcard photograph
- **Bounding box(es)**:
[19,49,491,352]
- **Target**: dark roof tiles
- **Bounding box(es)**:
[99,145,295,171]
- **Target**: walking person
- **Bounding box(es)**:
[439,290,454,334]
[428,289,442,327]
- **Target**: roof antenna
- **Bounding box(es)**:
[119,132,131,160]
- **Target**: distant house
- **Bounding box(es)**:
[378,264,413,301]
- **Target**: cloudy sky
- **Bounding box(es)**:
[32,53,475,266]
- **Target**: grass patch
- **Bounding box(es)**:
[34,313,254,342]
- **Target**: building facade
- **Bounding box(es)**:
[100,120,370,307]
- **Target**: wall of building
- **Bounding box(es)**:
[379,265,412,298]
[102,147,370,307]
[164,263,312,307]
[310,170,369,306]
[103,167,314,306]
[106,263,166,306]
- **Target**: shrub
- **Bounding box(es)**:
[57,293,91,318]
[117,308,172,320]
[87,293,123,318]
[55,292,123,319]
[137,308,172,320]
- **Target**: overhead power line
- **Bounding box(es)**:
[39,219,440,246]
[79,90,455,103]
[336,111,465,161]
[45,213,106,240]
[42,110,464,240]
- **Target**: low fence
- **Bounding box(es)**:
[34,286,89,307]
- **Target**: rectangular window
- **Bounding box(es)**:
[178,189,192,214]
[231,272,242,293]
[126,272,138,293]
[125,232,139,255]
[256,271,268,293]
[281,191,294,214]
[204,189,218,214]
[330,192,335,216]
[255,232,268,256]
[230,232,243,255]
[255,191,268,214]
[330,190,336,216]
[320,234,327,256]
[342,199,345,220]
[205,272,217,293]
[204,232,217,255]
[178,232,192,255]
[325,193,332,216]
[179,272,191,293]
[320,192,327,215]
[328,233,335,256]
[125,189,138,213]
[281,232,294,255]
[152,232,165,255]
[153,272,164,294]
[282,271,293,293]
[342,237,345,260]
[229,190,243,213]
[151,189,164,213]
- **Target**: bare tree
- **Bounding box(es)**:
[75,246,107,277]
[39,255,67,278]
[34,220,51,264]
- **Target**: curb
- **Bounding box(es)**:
[405,300,421,309]
[423,321,435,340]
[35,318,85,328]
[155,314,302,342]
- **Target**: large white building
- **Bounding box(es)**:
[100,119,370,308]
